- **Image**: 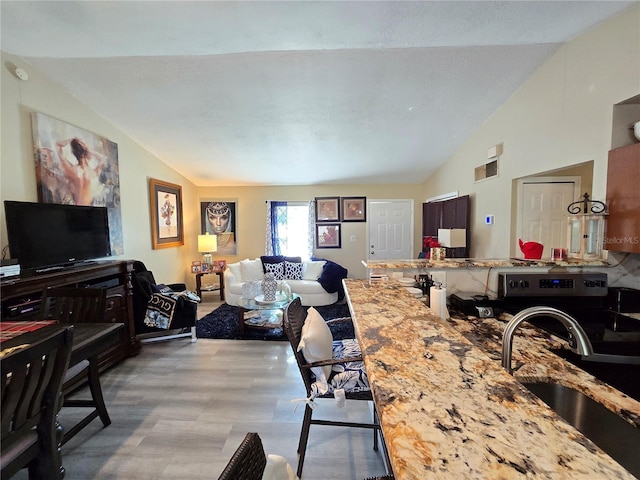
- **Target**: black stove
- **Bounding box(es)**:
[497,273,640,361]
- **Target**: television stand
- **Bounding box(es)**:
[1,260,140,371]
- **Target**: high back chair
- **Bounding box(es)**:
[40,287,110,444]
[217,432,267,480]
[1,326,73,480]
[284,297,386,478]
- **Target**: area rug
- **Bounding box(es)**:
[196,302,354,341]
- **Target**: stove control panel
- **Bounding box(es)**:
[498,273,607,297]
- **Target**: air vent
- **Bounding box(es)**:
[475,159,499,182]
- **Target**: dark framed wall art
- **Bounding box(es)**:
[315,197,340,222]
[316,223,341,248]
[200,200,237,256]
[149,178,184,249]
[341,196,367,222]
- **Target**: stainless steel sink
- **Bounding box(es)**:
[523,382,640,478]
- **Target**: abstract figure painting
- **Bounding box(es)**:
[31,112,124,255]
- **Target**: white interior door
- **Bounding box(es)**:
[368,200,413,259]
[519,180,578,258]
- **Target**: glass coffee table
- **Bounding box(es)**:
[236,294,299,335]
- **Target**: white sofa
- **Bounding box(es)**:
[224,258,338,307]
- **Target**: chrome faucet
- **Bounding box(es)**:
[501,306,594,374]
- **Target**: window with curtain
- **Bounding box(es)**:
[265,201,314,259]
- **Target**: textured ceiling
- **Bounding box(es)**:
[1,1,635,186]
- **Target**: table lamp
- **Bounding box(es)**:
[437,228,467,258]
[198,233,217,267]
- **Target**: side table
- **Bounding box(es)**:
[195,268,225,301]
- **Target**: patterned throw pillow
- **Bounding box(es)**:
[264,262,285,280]
[284,261,303,280]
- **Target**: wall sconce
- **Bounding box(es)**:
[437,228,467,258]
[197,233,217,267]
[566,193,606,260]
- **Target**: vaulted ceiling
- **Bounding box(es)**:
[1,1,635,186]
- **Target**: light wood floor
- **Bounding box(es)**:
[18,298,388,479]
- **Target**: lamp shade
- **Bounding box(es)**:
[438,229,466,248]
[198,233,217,253]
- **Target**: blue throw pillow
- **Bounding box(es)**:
[264,262,285,280]
[261,255,302,272]
[312,257,348,299]
[261,255,285,272]
[284,261,303,280]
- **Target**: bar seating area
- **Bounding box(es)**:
[283,297,390,478]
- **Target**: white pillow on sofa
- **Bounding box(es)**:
[227,262,242,282]
[261,454,298,480]
[302,261,326,281]
[297,307,333,389]
[240,258,264,282]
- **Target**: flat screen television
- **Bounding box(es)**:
[4,200,112,272]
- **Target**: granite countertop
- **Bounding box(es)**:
[364,257,610,270]
[343,279,639,480]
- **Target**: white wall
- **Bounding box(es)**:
[422,7,640,260]
[1,51,200,286]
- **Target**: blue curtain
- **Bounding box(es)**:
[268,201,288,255]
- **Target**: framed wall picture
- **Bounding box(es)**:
[315,197,340,222]
[149,178,184,249]
[316,223,341,248]
[215,259,227,270]
[341,196,366,222]
[200,201,237,256]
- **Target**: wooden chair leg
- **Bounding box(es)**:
[86,358,111,426]
[61,358,111,445]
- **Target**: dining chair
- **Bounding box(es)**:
[1,325,73,480]
[283,297,388,478]
[217,432,267,480]
[40,287,109,444]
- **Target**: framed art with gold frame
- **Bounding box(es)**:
[149,178,184,249]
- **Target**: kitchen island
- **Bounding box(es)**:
[363,257,611,271]
[343,278,639,480]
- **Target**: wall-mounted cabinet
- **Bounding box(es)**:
[605,143,640,253]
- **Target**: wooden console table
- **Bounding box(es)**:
[195,268,225,301]
[0,260,139,371]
